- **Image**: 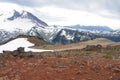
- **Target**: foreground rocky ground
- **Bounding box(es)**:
[0,49,120,80]
[0,57,120,80]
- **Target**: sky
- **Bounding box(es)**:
[0,0,120,29]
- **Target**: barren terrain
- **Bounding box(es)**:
[0,37,120,80]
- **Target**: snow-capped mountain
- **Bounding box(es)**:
[65,25,113,31]
[0,10,49,44]
[92,30,120,42]
[52,29,93,44]
[51,29,120,44]
[1,10,120,45]
[27,25,62,43]
[0,10,48,32]
[7,10,48,26]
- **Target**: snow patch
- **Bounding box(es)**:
[0,38,53,53]
[66,35,74,40]
[0,18,36,32]
[60,30,66,36]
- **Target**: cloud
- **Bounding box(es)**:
[1,0,120,19]
[1,0,120,10]
[0,0,33,6]
[36,7,120,29]
[0,1,120,29]
[0,0,120,10]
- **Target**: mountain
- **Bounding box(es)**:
[0,10,49,44]
[1,10,120,45]
[27,25,62,43]
[0,10,65,44]
[50,28,120,44]
[7,10,48,27]
[0,10,48,32]
[65,25,113,31]
[52,29,93,44]
[90,30,120,42]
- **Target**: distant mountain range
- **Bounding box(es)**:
[64,25,113,31]
[0,10,120,44]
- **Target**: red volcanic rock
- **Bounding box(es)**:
[0,56,119,80]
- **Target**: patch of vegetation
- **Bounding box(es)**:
[55,53,62,58]
[69,58,77,65]
[17,35,51,46]
[17,35,41,39]
[0,54,4,58]
[83,44,103,51]
[102,45,120,59]
[79,51,91,56]
[19,52,34,58]
[102,55,113,59]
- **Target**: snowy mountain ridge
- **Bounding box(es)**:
[0,10,63,44]
[0,10,120,44]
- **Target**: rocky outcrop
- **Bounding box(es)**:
[82,44,103,51]
[3,47,33,58]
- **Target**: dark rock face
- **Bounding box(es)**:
[17,47,25,53]
[3,47,25,57]
[3,47,33,58]
[12,47,25,57]
[7,10,21,20]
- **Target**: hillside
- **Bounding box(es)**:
[0,35,116,52]
[33,38,114,51]
[17,35,50,46]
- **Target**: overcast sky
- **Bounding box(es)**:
[0,0,120,29]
